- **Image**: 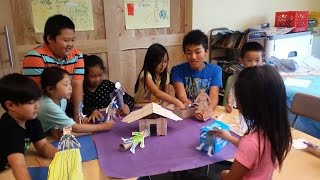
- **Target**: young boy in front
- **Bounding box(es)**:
[170,30,222,121]
[224,41,264,112]
[0,73,57,180]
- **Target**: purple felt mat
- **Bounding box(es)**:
[93,118,237,178]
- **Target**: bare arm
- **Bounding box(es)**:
[33,138,58,158]
[71,120,115,133]
[145,77,184,109]
[72,80,83,122]
[7,153,31,180]
[221,160,249,180]
[208,86,219,111]
[172,82,192,104]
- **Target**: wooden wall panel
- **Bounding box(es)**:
[9,0,186,96]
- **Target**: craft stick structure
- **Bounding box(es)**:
[173,104,197,119]
[195,89,211,114]
[122,103,182,136]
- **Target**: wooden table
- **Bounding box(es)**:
[1,106,319,180]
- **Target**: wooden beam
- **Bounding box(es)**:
[119,33,184,51]
[17,39,108,60]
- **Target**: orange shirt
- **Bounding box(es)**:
[23,44,84,84]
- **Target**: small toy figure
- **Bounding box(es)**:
[120,129,150,154]
[110,81,125,110]
[195,89,210,114]
[196,130,216,157]
[78,102,86,123]
[58,126,81,150]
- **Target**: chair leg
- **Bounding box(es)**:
[292,115,298,128]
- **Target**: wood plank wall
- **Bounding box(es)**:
[10,0,186,96]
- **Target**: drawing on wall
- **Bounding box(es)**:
[124,0,170,29]
[31,0,94,33]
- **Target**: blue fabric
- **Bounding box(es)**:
[170,62,222,101]
[285,76,320,138]
[51,135,97,162]
[28,166,48,180]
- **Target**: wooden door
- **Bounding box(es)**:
[0,0,19,77]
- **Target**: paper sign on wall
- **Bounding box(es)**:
[31,0,94,33]
[124,0,170,29]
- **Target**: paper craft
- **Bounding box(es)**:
[195,89,212,121]
[120,129,150,154]
[173,103,197,119]
[51,135,97,162]
[292,139,308,149]
[48,128,83,180]
[122,103,182,136]
[78,102,86,123]
[284,78,312,88]
[196,120,230,156]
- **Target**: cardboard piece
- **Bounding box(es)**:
[122,103,182,136]
[197,120,230,156]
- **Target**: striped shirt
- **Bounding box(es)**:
[23,44,84,84]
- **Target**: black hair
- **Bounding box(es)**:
[182,29,208,53]
[0,73,41,111]
[234,65,292,169]
[134,43,168,93]
[240,42,264,58]
[83,54,106,87]
[83,54,106,74]
[41,67,70,96]
[43,14,75,44]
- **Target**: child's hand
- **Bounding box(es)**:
[214,129,232,141]
[175,100,185,110]
[101,119,115,130]
[118,104,130,115]
[225,103,233,113]
[89,110,104,123]
[194,108,213,121]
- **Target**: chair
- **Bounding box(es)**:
[290,93,320,127]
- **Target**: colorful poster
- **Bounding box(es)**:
[124,0,170,29]
[31,0,94,33]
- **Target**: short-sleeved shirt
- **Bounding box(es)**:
[0,113,44,171]
[170,62,222,101]
[83,80,135,116]
[134,71,170,104]
[235,131,275,180]
[22,44,84,84]
[38,96,76,132]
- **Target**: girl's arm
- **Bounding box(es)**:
[172,82,192,105]
[7,153,31,180]
[215,129,239,147]
[71,120,115,133]
[145,76,185,109]
[221,160,249,180]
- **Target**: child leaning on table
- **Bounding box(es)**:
[0,73,58,180]
[215,65,292,180]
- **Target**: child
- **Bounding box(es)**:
[215,65,292,180]
[37,67,115,137]
[0,73,57,179]
[83,55,134,122]
[224,42,264,113]
[170,30,222,121]
[134,43,185,109]
[23,14,85,122]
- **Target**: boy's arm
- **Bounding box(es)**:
[172,82,192,105]
[208,86,219,111]
[33,138,58,158]
[7,153,31,180]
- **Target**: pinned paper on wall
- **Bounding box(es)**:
[31,0,94,33]
[124,0,170,29]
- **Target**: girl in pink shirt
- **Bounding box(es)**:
[216,65,292,180]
